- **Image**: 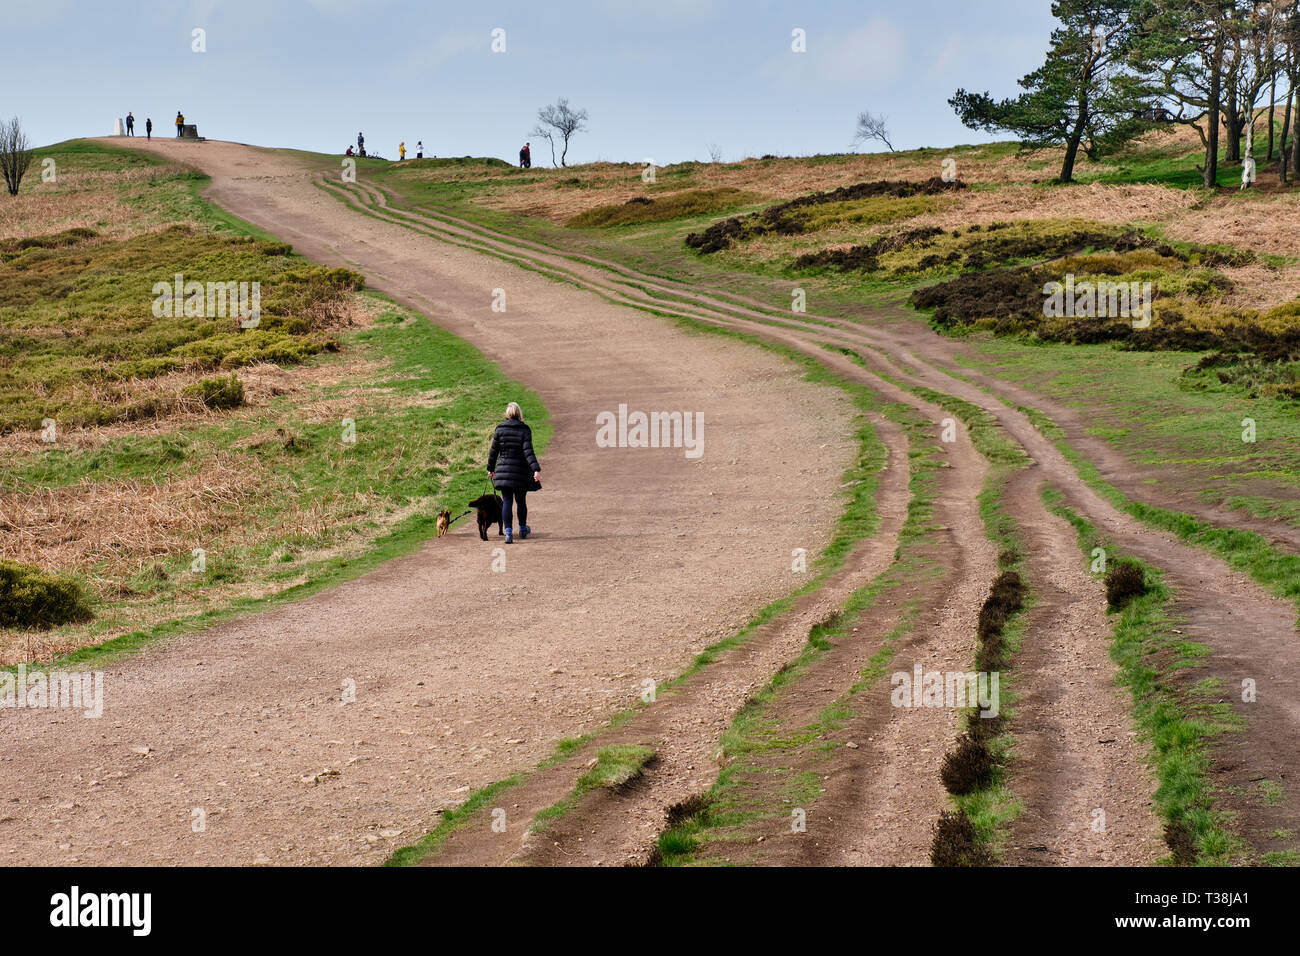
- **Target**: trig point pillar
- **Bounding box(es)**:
[114,117,125,136]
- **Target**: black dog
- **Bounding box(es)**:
[467,494,504,541]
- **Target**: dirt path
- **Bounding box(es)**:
[319,175,1297,860]
[0,140,858,866]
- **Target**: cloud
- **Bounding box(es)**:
[934,36,962,73]
[764,19,907,86]
[429,30,482,68]
[303,0,388,15]
[585,0,720,20]
[2,0,75,28]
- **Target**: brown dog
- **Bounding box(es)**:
[467,493,504,541]
[435,509,451,538]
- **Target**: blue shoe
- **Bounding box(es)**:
[520,525,530,540]
[504,528,513,544]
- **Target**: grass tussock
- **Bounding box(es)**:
[566,187,758,227]
[930,808,994,866]
[181,374,244,410]
[940,733,996,796]
[1105,559,1149,611]
[0,223,363,432]
[685,178,966,253]
[0,558,93,629]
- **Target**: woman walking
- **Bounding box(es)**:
[487,402,541,544]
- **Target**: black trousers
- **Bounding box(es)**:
[500,487,528,530]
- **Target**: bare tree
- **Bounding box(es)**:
[530,97,589,167]
[0,116,35,197]
[853,110,895,151]
[707,142,723,163]
[531,127,556,168]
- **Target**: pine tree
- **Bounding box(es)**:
[950,0,1147,182]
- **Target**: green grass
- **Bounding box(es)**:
[1081,135,1290,188]
[3,292,550,672]
[0,215,361,431]
[531,744,656,832]
[383,774,525,867]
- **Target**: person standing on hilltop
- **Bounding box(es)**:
[416,140,423,159]
[519,142,531,168]
[399,141,406,161]
[357,132,364,153]
[145,117,152,140]
[126,112,134,136]
[175,111,184,137]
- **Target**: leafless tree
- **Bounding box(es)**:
[530,97,588,167]
[707,142,723,163]
[853,110,895,151]
[0,116,35,197]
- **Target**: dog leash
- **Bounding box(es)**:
[446,509,474,527]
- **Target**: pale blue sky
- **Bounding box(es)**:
[8,0,1057,163]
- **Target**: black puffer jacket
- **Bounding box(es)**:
[487,419,540,491]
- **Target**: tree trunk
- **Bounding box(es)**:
[1282,85,1294,182]
[1267,72,1277,160]
[1225,112,1242,163]
[1243,102,1255,185]
[1060,106,1089,183]
[1292,85,1300,185]
[1205,36,1223,188]
[1059,63,1093,184]
[1225,76,1242,162]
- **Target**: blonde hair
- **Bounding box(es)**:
[505,402,523,421]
